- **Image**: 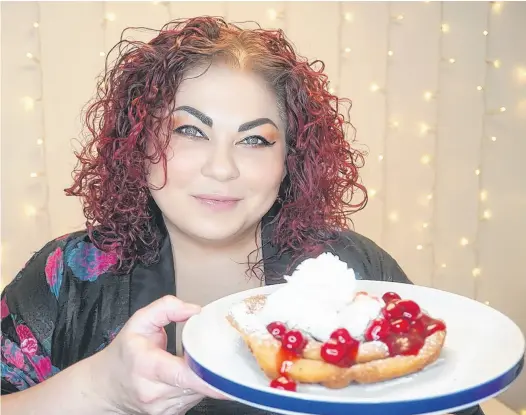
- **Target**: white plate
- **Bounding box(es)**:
[182,281,525,415]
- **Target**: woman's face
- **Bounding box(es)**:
[148,64,287,245]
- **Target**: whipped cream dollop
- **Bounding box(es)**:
[255,253,384,341]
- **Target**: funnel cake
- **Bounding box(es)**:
[226,254,447,392]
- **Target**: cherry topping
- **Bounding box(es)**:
[321,338,348,365]
[385,332,425,356]
[383,299,421,321]
[410,318,426,336]
[364,318,391,341]
[390,318,411,334]
[270,375,297,392]
[419,314,446,336]
[330,328,354,345]
[382,291,401,304]
[281,330,307,355]
[267,321,287,340]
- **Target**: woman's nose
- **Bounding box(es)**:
[200,144,240,182]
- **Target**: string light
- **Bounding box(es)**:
[490,136,497,142]
[423,91,436,101]
[483,30,489,36]
[491,2,503,14]
[482,209,492,220]
[388,212,399,223]
[33,22,39,28]
[472,268,481,277]
[480,190,488,201]
[460,237,469,246]
[476,85,484,91]
[369,189,378,197]
[24,205,38,217]
[344,12,353,22]
[21,97,35,111]
[441,23,450,33]
[36,138,43,145]
[475,168,481,175]
[416,244,423,251]
[420,154,431,165]
[378,154,384,161]
[387,50,394,57]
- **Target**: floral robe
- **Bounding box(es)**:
[0,226,484,415]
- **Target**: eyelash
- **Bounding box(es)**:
[173,125,275,147]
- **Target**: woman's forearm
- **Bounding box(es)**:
[2,352,117,415]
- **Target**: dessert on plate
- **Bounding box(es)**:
[227,253,447,392]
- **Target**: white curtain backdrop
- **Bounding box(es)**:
[1,1,525,412]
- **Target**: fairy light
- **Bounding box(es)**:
[370,83,382,93]
[33,22,39,28]
[21,97,35,111]
[369,189,378,198]
[420,154,431,165]
[344,12,353,22]
[423,91,435,101]
[441,23,450,33]
[378,154,384,161]
[460,237,469,247]
[472,268,481,277]
[480,190,488,201]
[491,2,503,14]
[476,85,484,91]
[475,168,481,175]
[387,50,394,57]
[483,30,489,36]
[482,209,492,220]
[104,12,116,22]
[36,138,43,145]
[416,244,423,251]
[30,172,38,178]
[422,222,429,229]
[388,212,399,223]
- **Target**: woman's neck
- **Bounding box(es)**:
[164,219,263,267]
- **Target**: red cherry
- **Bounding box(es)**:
[383,299,421,321]
[270,375,297,392]
[281,330,307,355]
[364,318,391,341]
[321,338,347,365]
[382,292,401,304]
[390,318,411,334]
[419,314,446,336]
[267,321,287,340]
[330,328,354,345]
[410,318,426,336]
[385,332,425,357]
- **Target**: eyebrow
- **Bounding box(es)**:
[174,106,279,132]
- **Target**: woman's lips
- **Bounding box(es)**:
[192,195,241,211]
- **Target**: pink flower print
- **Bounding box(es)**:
[1,296,9,320]
[33,355,52,382]
[15,325,39,356]
[45,247,64,298]
[7,347,25,370]
[66,241,117,282]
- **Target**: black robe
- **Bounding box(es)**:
[0,223,483,415]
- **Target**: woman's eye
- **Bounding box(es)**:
[240,136,274,147]
[174,125,205,138]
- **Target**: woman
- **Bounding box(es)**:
[1,17,483,415]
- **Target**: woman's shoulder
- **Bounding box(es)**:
[5,229,120,296]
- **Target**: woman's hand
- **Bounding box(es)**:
[93,295,226,415]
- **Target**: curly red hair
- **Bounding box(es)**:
[65,16,368,274]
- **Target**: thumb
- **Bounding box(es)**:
[128,295,201,335]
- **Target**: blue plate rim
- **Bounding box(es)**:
[184,349,524,415]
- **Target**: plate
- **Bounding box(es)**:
[182,281,525,415]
